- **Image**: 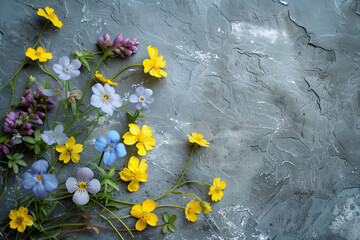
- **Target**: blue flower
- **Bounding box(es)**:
[41,125,67,145]
[95,130,127,165]
[22,160,58,199]
[11,135,22,145]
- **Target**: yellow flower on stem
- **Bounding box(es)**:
[187,132,209,147]
[55,137,83,163]
[130,199,158,231]
[37,7,63,28]
[25,47,52,62]
[185,200,202,222]
[208,178,226,202]
[95,71,118,85]
[123,124,155,156]
[119,156,148,192]
[9,206,34,233]
[142,45,167,78]
[200,201,212,214]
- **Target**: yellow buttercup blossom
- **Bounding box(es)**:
[142,45,167,78]
[123,124,155,156]
[130,199,158,231]
[25,47,52,62]
[208,178,226,202]
[120,156,148,192]
[37,7,63,28]
[9,206,34,233]
[55,137,83,163]
[187,132,209,147]
[95,71,118,85]
[200,201,212,214]
[185,200,202,222]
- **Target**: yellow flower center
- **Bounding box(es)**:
[133,171,142,182]
[78,182,87,190]
[215,186,222,192]
[14,138,18,141]
[109,144,113,148]
[141,212,151,221]
[37,175,43,181]
[104,95,109,100]
[35,51,42,57]
[52,135,55,138]
[139,96,145,102]
[55,89,60,94]
[15,216,24,225]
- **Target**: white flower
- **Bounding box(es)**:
[90,83,122,116]
[53,56,81,81]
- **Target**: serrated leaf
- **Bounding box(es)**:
[15,159,27,167]
[13,164,18,174]
[168,215,177,224]
[163,212,169,223]
[168,223,176,232]
[162,225,168,234]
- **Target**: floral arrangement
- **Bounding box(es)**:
[0,7,226,239]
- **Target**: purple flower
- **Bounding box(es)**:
[41,125,67,145]
[22,160,58,199]
[110,34,139,58]
[129,86,154,110]
[42,81,66,103]
[4,111,34,136]
[94,130,127,166]
[90,83,122,116]
[53,56,81,81]
[66,167,101,205]
[11,135,22,145]
[97,33,112,48]
[0,143,13,156]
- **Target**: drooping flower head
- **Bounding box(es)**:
[66,167,101,205]
[41,124,67,145]
[200,201,212,214]
[123,124,155,156]
[185,200,202,222]
[11,135,22,145]
[90,83,122,116]
[208,178,226,202]
[9,206,34,233]
[95,130,126,165]
[25,47,52,62]
[129,86,154,110]
[110,34,139,58]
[95,71,118,85]
[22,160,58,199]
[0,143,13,156]
[120,156,148,192]
[187,132,209,147]
[37,7,63,28]
[42,81,66,103]
[67,89,82,103]
[56,137,83,164]
[143,45,167,78]
[4,111,33,136]
[130,199,158,231]
[52,56,81,81]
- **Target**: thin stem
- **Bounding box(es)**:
[157,205,185,209]
[14,174,18,202]
[44,195,72,201]
[50,146,54,166]
[124,145,134,167]
[109,199,136,205]
[32,20,48,48]
[175,192,202,201]
[0,170,8,201]
[56,162,65,178]
[99,214,124,240]
[42,223,87,232]
[109,63,142,81]
[48,156,59,173]
[98,152,104,167]
[178,180,212,187]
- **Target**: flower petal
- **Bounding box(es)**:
[22,172,36,189]
[136,142,146,156]
[110,93,122,108]
[32,182,49,199]
[42,174,58,192]
[59,56,70,67]
[142,199,156,213]
[71,152,80,163]
[58,72,71,81]
[66,177,78,193]
[138,159,148,173]
[69,69,80,78]
[135,219,147,231]
[87,179,101,194]
[128,124,140,135]
[129,94,139,103]
[92,83,105,96]
[59,152,70,163]
[95,136,108,152]
[101,102,114,116]
[147,213,158,226]
[70,59,81,70]
[219,180,226,189]
[103,149,116,165]
[9,210,20,220]
[52,64,64,74]
[128,181,139,192]
[131,204,143,218]
[73,190,89,205]
[120,168,133,182]
[143,88,153,98]
[103,83,115,95]
[31,160,49,174]
[128,156,139,173]
[123,132,138,145]
[76,167,94,183]
[54,125,64,135]
[72,144,83,153]
[115,143,127,157]
[42,89,56,97]
[65,136,75,148]
[135,86,145,96]
[108,130,120,143]
[90,94,103,108]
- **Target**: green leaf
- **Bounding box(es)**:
[22,136,36,144]
[0,136,9,143]
[168,214,177,224]
[71,102,77,116]
[35,129,41,141]
[106,179,120,192]
[168,223,176,232]
[13,164,18,174]
[137,115,146,119]
[13,153,24,160]
[15,159,27,167]
[34,145,40,154]
[74,49,80,56]
[80,57,91,72]
[108,166,116,178]
[89,162,107,176]
[106,202,123,209]
[6,154,13,160]
[162,225,168,234]
[33,222,41,230]
[8,161,13,168]
[163,212,169,223]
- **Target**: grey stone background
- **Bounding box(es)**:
[1,0,360,239]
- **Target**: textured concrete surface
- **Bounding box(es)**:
[1,0,360,239]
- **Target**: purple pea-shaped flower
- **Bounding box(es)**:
[66,167,101,205]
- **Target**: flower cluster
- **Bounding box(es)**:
[97,33,139,58]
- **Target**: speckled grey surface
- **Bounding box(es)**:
[1,0,360,239]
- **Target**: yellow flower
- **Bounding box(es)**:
[123,124,155,156]
[187,132,209,147]
[130,199,158,231]
[9,206,34,233]
[25,47,52,62]
[200,201,212,214]
[95,71,118,85]
[37,7,63,28]
[142,45,167,78]
[185,200,202,222]
[208,178,226,202]
[55,137,83,163]
[119,156,148,192]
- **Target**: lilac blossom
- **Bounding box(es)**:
[0,143,13,156]
[129,86,154,110]
[66,167,101,205]
[53,56,81,81]
[110,34,139,58]
[22,160,58,199]
[90,83,122,116]
[94,130,127,166]
[4,111,34,136]
[43,81,66,103]
[97,33,112,48]
[41,125,67,145]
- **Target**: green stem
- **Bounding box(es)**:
[109,63,142,81]
[99,214,124,240]
[37,62,63,86]
[48,159,59,173]
[42,223,87,232]
[44,195,72,201]
[157,205,185,209]
[56,162,65,178]
[32,20,48,48]
[14,174,18,202]
[178,180,212,187]
[50,146,54,166]
[0,170,8,201]
[124,145,134,167]
[174,192,202,201]
[109,199,136,205]
[98,152,104,167]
